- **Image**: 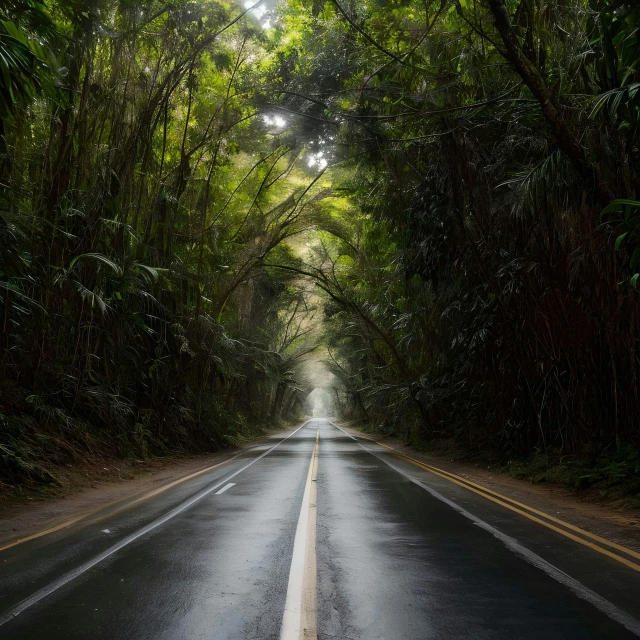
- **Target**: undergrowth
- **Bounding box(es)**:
[0,381,283,491]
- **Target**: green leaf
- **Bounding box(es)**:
[132,262,160,281]
[335,254,355,266]
[69,253,123,276]
[615,232,628,250]
[601,199,640,216]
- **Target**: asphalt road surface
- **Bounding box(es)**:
[1,419,639,639]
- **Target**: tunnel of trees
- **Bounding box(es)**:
[1,0,639,490]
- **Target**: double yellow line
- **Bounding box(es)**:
[373,440,640,573]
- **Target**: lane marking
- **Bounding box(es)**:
[328,422,640,636]
[376,442,640,562]
[0,420,313,627]
[394,452,640,572]
[302,430,319,640]
[385,449,640,572]
[280,429,319,640]
[330,423,640,572]
[0,451,248,553]
[215,483,236,495]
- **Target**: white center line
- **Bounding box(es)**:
[215,483,236,495]
[280,428,319,640]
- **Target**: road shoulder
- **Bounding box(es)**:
[0,426,297,549]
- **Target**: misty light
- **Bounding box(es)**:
[262,114,287,129]
[307,151,328,170]
[244,0,269,26]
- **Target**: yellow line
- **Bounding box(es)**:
[361,438,640,573]
[377,442,640,562]
[0,453,241,553]
[125,453,242,508]
[0,512,103,554]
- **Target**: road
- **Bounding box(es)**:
[1,419,639,639]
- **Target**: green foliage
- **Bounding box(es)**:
[602,199,640,287]
[0,1,56,119]
[265,0,640,486]
[504,444,640,497]
[0,0,325,488]
[3,0,640,493]
[589,1,640,138]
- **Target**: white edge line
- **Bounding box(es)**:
[0,420,313,627]
[215,483,236,495]
[328,421,640,637]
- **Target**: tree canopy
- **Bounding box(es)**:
[1,0,639,488]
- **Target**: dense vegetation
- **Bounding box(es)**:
[0,0,329,487]
[1,0,639,492]
[269,0,640,488]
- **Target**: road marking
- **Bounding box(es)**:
[215,483,236,495]
[0,420,312,627]
[397,452,640,572]
[0,451,247,553]
[330,422,640,572]
[280,429,319,640]
[302,430,319,640]
[328,422,640,637]
[377,442,640,562]
[388,449,640,571]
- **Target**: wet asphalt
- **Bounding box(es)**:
[1,419,639,639]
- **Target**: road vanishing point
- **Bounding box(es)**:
[1,419,640,639]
